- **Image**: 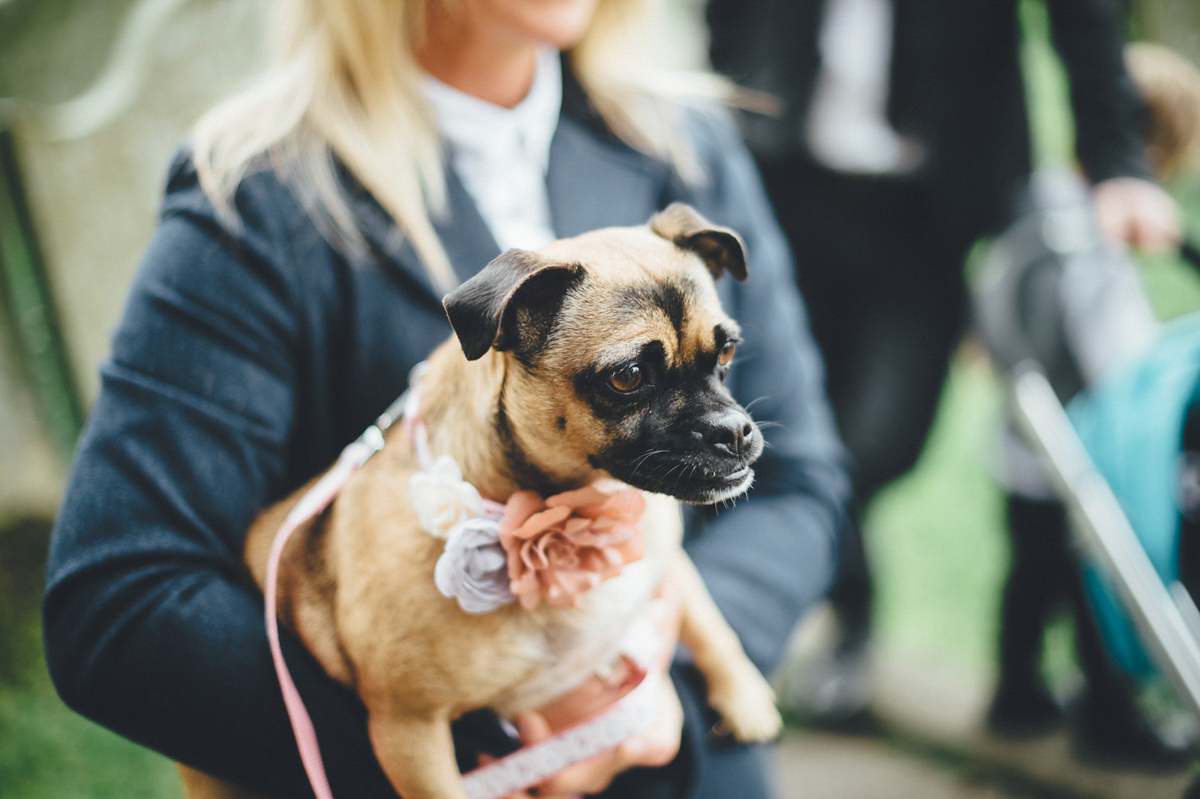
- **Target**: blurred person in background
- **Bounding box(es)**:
[41,0,850,797]
[977,37,1200,770]
[707,0,1185,765]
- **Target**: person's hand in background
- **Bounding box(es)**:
[1093,176,1181,253]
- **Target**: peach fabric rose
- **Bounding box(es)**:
[499,483,646,610]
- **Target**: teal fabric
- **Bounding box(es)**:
[1067,313,1200,677]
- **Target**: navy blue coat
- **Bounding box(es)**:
[43,75,850,798]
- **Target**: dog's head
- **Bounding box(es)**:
[443,203,763,504]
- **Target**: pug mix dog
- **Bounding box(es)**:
[181,203,782,799]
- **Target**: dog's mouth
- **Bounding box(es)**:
[699,465,755,503]
[606,456,757,505]
[592,402,764,504]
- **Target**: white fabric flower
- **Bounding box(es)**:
[435,518,516,614]
[410,455,485,538]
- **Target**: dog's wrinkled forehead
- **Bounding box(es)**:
[442,203,747,364]
[540,230,735,368]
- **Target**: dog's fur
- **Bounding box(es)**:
[180,203,782,799]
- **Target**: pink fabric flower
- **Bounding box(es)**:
[499,482,646,610]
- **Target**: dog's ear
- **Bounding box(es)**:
[444,249,583,361]
[650,202,748,282]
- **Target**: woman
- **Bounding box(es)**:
[42,0,850,796]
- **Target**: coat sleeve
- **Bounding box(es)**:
[41,159,511,798]
[679,109,852,675]
[1047,0,1155,183]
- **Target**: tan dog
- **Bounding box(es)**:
[180,203,783,799]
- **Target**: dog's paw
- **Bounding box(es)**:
[708,665,783,743]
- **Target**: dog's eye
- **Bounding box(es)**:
[609,364,643,393]
[718,341,737,367]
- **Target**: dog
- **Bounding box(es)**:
[179,202,783,799]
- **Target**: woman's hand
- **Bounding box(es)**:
[501,575,686,799]
[1093,176,1181,253]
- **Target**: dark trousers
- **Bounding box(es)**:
[996,494,1127,700]
[757,157,972,637]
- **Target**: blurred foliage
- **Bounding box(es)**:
[0,519,50,685]
[0,519,183,798]
[0,0,137,100]
[0,674,184,799]
[1130,0,1200,64]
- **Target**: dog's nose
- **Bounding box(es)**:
[703,410,756,457]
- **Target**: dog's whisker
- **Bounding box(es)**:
[743,396,769,413]
[662,462,686,487]
[631,451,658,470]
[631,449,670,476]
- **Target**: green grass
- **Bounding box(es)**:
[867,349,1009,673]
[0,524,183,799]
[0,670,183,799]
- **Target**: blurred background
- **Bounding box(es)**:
[1,0,1199,797]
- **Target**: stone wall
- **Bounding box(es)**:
[0,0,262,524]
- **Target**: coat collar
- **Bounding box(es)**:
[343,57,675,307]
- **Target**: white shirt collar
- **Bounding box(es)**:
[421,47,562,251]
[422,46,562,178]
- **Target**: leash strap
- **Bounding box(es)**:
[265,396,402,799]
[264,383,660,799]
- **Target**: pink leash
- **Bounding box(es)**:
[265,394,401,799]
[263,386,659,799]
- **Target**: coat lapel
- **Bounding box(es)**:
[345,164,500,304]
[435,167,502,284]
[548,69,673,238]
[344,63,673,302]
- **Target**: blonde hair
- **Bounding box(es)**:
[1125,42,1200,181]
[192,0,712,294]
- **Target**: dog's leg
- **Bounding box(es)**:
[367,710,469,799]
[672,552,782,742]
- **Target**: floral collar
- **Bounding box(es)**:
[403,384,646,614]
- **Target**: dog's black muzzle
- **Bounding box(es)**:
[699,407,760,460]
[605,399,764,504]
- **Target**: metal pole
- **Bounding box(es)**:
[0,106,84,464]
[1011,364,1200,718]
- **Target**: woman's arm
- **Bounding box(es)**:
[1048,0,1181,252]
[42,160,509,797]
[1047,0,1153,184]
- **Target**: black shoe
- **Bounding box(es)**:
[1069,688,1195,772]
[985,681,1064,739]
